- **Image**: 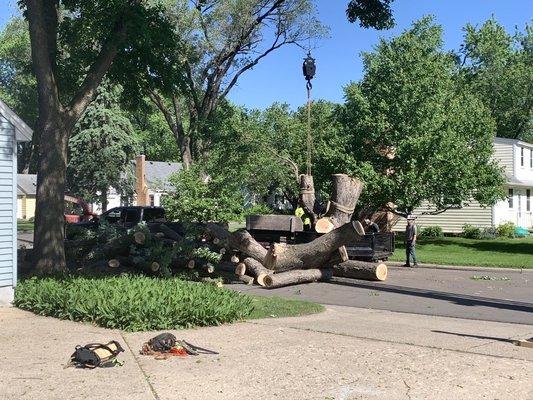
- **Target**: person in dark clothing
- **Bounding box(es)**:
[364,218,380,233]
[404,215,418,267]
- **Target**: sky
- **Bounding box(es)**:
[1,0,532,110]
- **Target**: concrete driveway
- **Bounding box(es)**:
[0,305,531,400]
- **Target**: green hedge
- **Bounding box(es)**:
[14,275,254,331]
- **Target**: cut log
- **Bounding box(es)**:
[239,275,254,285]
[133,232,146,245]
[263,269,332,289]
[108,259,120,268]
[206,223,267,262]
[332,260,387,281]
[230,255,240,264]
[150,262,160,272]
[315,217,334,234]
[159,224,183,241]
[264,220,365,272]
[316,174,364,233]
[187,259,195,269]
[235,262,246,276]
[219,247,227,255]
[205,263,215,274]
[242,258,270,287]
[299,174,318,225]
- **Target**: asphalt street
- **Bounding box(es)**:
[233,266,533,325]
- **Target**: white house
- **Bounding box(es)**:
[93,155,183,213]
[0,99,32,304]
[394,138,533,233]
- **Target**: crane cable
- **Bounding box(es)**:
[302,51,316,176]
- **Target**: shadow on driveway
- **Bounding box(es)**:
[329,278,533,314]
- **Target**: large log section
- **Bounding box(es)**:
[263,220,365,272]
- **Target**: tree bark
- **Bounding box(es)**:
[332,260,388,281]
[33,114,69,273]
[263,269,332,289]
[264,220,365,272]
[315,174,364,233]
[206,223,267,262]
[242,257,269,287]
[299,174,318,225]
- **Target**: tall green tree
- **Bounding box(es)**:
[461,19,533,141]
[21,0,176,273]
[0,17,37,172]
[141,0,327,169]
[67,84,139,210]
[339,17,505,216]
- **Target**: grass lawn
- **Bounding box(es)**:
[390,236,533,268]
[17,219,34,232]
[248,296,324,319]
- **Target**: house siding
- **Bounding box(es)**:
[493,140,514,177]
[393,200,493,233]
[0,115,15,290]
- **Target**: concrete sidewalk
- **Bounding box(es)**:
[1,306,532,400]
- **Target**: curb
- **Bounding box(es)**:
[387,261,533,273]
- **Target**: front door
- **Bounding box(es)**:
[516,189,532,228]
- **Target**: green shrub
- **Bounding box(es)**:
[243,203,273,217]
[420,226,443,237]
[462,224,482,239]
[497,222,516,238]
[14,275,254,331]
[162,167,245,223]
[479,226,499,239]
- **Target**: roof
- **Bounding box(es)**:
[0,98,32,142]
[507,177,533,188]
[494,137,533,149]
[17,174,37,195]
[138,160,183,190]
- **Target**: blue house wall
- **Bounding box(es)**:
[0,114,17,303]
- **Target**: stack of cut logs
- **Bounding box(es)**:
[201,173,389,289]
[98,173,389,289]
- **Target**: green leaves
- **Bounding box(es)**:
[14,275,254,332]
[339,17,505,215]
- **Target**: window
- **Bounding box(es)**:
[102,208,121,224]
[508,188,514,208]
[142,208,165,222]
[520,147,524,166]
[527,189,531,212]
[530,149,533,168]
[149,194,155,206]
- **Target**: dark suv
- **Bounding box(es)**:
[93,206,166,228]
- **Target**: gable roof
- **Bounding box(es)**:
[0,98,32,142]
[17,174,37,195]
[139,160,183,190]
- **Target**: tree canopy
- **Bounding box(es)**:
[461,19,533,141]
[338,17,505,216]
[67,83,139,209]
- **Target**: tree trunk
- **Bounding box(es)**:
[315,174,364,233]
[332,260,388,281]
[100,187,108,212]
[264,220,365,272]
[299,174,318,225]
[242,257,270,287]
[206,223,267,262]
[180,134,193,169]
[263,269,332,289]
[33,113,69,273]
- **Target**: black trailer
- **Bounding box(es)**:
[246,215,395,262]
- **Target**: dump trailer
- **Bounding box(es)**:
[246,214,395,262]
